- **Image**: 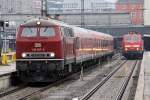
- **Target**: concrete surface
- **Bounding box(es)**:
[134,52,150,100]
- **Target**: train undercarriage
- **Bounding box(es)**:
[123,51,143,59]
[16,53,113,83]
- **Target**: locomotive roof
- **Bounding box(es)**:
[22,18,70,27]
[123,33,141,36]
[22,18,113,39]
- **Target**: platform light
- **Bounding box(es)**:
[22,53,27,58]
[72,97,79,100]
[5,21,9,27]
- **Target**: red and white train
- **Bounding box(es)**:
[16,18,114,82]
[122,32,143,59]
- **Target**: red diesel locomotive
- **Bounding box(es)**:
[16,18,114,82]
[122,32,143,59]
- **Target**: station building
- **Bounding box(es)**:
[47,0,115,14]
[0,0,41,25]
[144,0,150,26]
[116,0,144,25]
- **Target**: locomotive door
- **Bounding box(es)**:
[62,27,76,64]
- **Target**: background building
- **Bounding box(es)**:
[47,0,116,14]
[59,12,131,26]
[47,0,63,14]
[0,0,41,51]
[0,0,41,14]
[0,0,41,26]
[116,0,144,25]
[144,0,150,26]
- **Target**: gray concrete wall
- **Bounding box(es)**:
[144,0,150,25]
[59,13,131,26]
[87,26,150,37]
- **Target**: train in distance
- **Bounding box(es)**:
[122,31,143,59]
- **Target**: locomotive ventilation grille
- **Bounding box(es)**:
[24,52,54,58]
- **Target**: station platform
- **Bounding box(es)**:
[0,51,16,75]
[0,62,16,91]
[134,52,150,100]
[0,62,16,76]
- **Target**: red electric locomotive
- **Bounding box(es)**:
[122,32,143,59]
[16,18,114,82]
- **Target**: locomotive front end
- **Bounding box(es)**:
[122,33,143,59]
[16,20,63,82]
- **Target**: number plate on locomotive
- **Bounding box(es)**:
[34,43,41,48]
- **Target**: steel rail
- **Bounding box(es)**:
[115,60,140,100]
[18,60,118,100]
[0,56,122,100]
[80,60,127,100]
[18,58,123,100]
[0,84,27,98]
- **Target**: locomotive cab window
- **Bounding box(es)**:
[124,35,139,42]
[40,27,55,37]
[21,27,37,37]
[21,27,55,37]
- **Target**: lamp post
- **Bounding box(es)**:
[4,21,9,53]
[41,0,47,16]
[81,0,85,28]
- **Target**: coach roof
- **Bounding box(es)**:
[117,0,143,4]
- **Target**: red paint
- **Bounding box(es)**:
[116,3,143,25]
[16,26,63,59]
[16,19,114,63]
[122,32,143,52]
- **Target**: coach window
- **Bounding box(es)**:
[63,27,74,37]
[68,28,74,37]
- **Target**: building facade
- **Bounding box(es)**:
[116,0,144,25]
[47,0,115,14]
[0,0,41,26]
[144,0,150,25]
[0,0,41,51]
[59,13,131,26]
[0,0,41,14]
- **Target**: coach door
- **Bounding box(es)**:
[62,27,76,64]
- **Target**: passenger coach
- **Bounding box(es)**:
[16,18,114,82]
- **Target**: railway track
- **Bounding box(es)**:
[0,57,123,100]
[115,60,140,100]
[0,72,79,100]
[0,85,27,98]
[81,60,140,100]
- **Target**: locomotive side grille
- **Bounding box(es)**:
[25,52,52,58]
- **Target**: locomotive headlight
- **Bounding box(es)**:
[37,21,41,25]
[125,45,131,47]
[133,45,140,47]
[136,48,139,50]
[22,53,26,58]
[125,48,128,51]
[50,52,55,57]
